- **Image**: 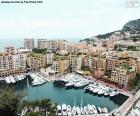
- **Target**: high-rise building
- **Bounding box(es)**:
[37,39,48,49]
[24,39,34,49]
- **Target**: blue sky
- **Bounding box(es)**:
[0,0,140,40]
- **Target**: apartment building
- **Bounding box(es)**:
[13,53,26,69]
[0,52,26,77]
[0,52,13,70]
[27,53,46,69]
[46,53,54,65]
[51,59,69,74]
[111,66,136,88]
[92,56,106,78]
[83,55,93,69]
[4,46,15,54]
[37,39,48,49]
[24,39,34,49]
[70,55,82,71]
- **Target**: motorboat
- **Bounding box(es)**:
[80,107,85,115]
[91,105,98,114]
[57,105,62,116]
[84,106,89,115]
[62,104,67,116]
[98,107,102,113]
[72,106,76,115]
[67,105,72,116]
[76,106,81,115]
[110,91,119,97]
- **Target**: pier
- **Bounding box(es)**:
[114,89,140,116]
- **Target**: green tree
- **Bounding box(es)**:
[0,86,24,116]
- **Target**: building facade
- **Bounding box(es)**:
[24,39,34,49]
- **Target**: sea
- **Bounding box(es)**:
[0,38,80,52]
[13,78,128,112]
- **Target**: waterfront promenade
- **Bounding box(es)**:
[114,89,140,116]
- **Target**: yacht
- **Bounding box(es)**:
[87,104,94,114]
[84,106,89,115]
[5,77,11,84]
[80,107,85,115]
[65,82,74,89]
[98,89,105,95]
[72,106,76,115]
[98,107,102,114]
[76,106,81,115]
[91,105,98,114]
[93,88,100,94]
[9,76,16,83]
[57,105,62,116]
[110,91,119,97]
[32,80,46,86]
[62,104,67,116]
[67,105,72,116]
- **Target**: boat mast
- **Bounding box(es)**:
[80,95,83,108]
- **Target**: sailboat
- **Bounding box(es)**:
[72,96,76,115]
[80,95,85,115]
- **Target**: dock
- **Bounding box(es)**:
[114,89,140,116]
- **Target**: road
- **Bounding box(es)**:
[114,89,140,116]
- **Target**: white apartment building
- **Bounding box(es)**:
[12,53,26,69]
[51,60,59,72]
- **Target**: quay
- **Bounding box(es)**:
[114,89,140,116]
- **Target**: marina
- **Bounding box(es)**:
[54,73,120,97]
[1,73,128,115]
[11,74,128,113]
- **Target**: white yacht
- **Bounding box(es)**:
[80,107,85,115]
[98,107,102,113]
[84,106,89,115]
[67,105,72,116]
[87,104,94,114]
[98,89,105,95]
[72,106,76,115]
[5,77,11,84]
[76,106,81,115]
[62,104,67,116]
[91,105,98,114]
[110,91,119,97]
[65,82,74,86]
[9,76,16,83]
[57,105,62,116]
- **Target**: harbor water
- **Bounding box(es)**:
[14,77,128,112]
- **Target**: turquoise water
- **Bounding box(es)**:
[14,78,128,112]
